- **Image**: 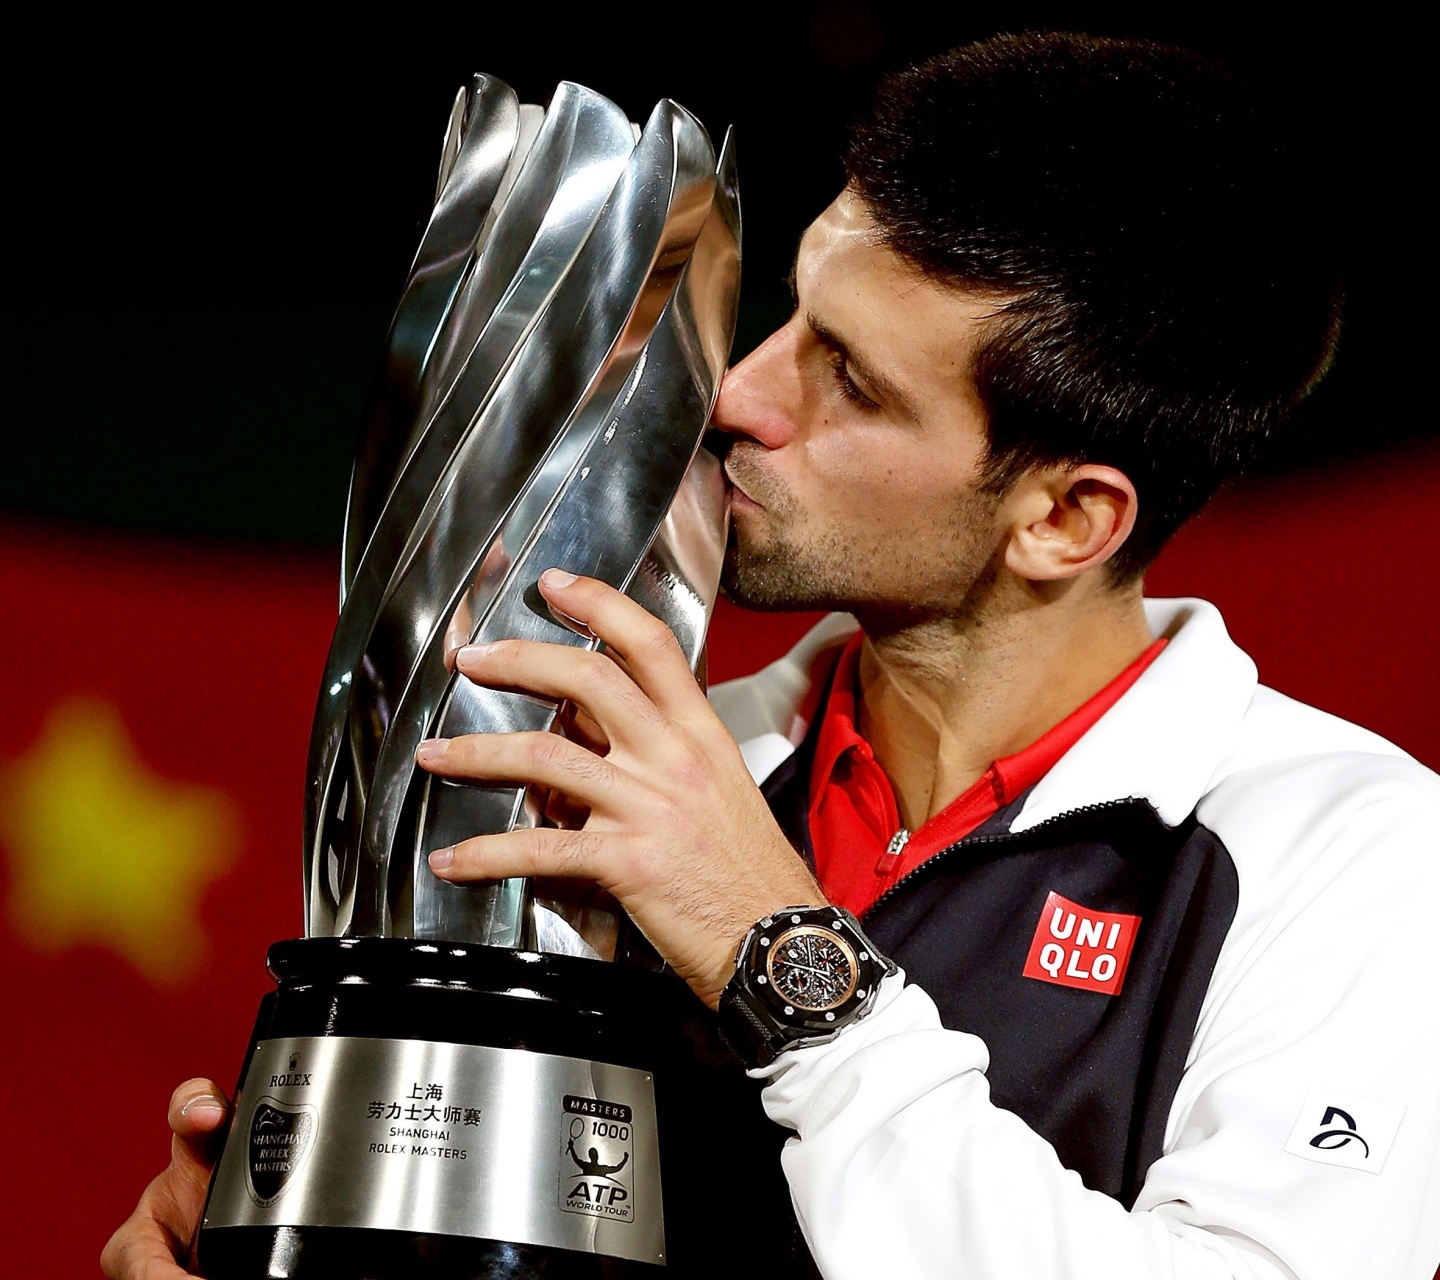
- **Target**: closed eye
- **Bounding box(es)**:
[791,270,920,421]
[825,347,881,411]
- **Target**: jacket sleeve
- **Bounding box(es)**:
[755,757,1440,1280]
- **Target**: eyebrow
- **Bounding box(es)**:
[805,310,923,423]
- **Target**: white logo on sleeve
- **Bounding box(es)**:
[1284,1087,1405,1174]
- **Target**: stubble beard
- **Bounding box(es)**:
[719,447,858,612]
[720,521,853,612]
[719,450,1006,630]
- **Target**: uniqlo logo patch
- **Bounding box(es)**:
[1022,891,1141,995]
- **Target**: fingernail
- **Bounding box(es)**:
[454,642,495,668]
[540,568,577,588]
[415,738,450,763]
[428,846,454,871]
[181,1094,226,1119]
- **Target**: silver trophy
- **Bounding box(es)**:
[197,75,739,1277]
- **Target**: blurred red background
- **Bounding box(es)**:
[2,439,1437,1276]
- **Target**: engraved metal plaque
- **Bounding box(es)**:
[204,1036,666,1266]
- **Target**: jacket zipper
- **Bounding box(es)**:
[862,798,1148,922]
[874,827,911,877]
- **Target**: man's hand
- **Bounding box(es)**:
[100,1079,230,1280]
[417,569,825,1008]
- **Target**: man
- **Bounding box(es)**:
[104,31,1440,1280]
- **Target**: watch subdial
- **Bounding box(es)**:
[765,925,859,1012]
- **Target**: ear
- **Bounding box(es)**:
[1002,464,1138,582]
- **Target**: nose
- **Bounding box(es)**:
[711,322,800,450]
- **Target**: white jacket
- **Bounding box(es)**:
[709,598,1440,1280]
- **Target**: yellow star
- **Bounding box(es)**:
[1,695,241,985]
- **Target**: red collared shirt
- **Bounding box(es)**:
[808,632,1168,916]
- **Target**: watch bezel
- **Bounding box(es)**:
[734,907,889,1041]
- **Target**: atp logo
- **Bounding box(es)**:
[558,1095,636,1223]
[1284,1088,1405,1175]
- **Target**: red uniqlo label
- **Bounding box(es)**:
[1022,891,1141,996]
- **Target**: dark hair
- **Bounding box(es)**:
[845,31,1343,579]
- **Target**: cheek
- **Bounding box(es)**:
[801,430,906,502]
[809,444,953,526]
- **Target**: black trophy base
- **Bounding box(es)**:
[196,938,711,1279]
[197,1225,649,1279]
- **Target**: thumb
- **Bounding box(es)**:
[166,1078,230,1196]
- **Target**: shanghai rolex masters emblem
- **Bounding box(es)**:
[246,1098,318,1207]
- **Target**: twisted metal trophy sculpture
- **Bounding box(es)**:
[196,75,738,1277]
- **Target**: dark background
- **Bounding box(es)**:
[1,3,1427,545]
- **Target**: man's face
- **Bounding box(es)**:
[713,190,1010,624]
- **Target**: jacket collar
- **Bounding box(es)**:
[1011,598,1256,831]
[708,598,1258,834]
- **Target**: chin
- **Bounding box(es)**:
[720,541,847,614]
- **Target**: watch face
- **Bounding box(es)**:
[764,925,859,1012]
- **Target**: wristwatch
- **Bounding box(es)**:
[718,905,898,1068]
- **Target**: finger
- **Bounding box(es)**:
[429,826,607,888]
[452,639,666,752]
[167,1079,229,1173]
[100,1081,230,1280]
[537,570,708,718]
[169,1078,229,1137]
[541,785,592,829]
[443,608,472,670]
[594,643,638,687]
[415,731,621,811]
[533,875,619,911]
[558,698,609,756]
[161,1081,230,1246]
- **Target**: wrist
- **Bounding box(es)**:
[697,892,831,1011]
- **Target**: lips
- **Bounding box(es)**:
[723,458,762,509]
